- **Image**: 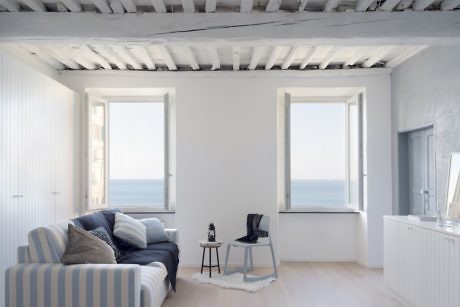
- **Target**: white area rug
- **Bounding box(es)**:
[192,272,276,292]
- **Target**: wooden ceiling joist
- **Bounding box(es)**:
[385,46,427,68]
[205,0,216,12]
[379,0,401,11]
[150,0,167,12]
[110,0,126,13]
[158,46,177,70]
[207,47,220,70]
[265,46,281,70]
[43,45,80,69]
[60,0,82,12]
[22,0,46,11]
[111,45,142,69]
[20,44,65,69]
[181,0,195,12]
[362,46,395,68]
[91,0,113,13]
[324,0,341,11]
[59,44,97,69]
[92,45,127,69]
[79,45,112,69]
[266,0,282,12]
[240,0,253,13]
[343,47,368,66]
[412,0,436,10]
[131,46,155,70]
[281,46,300,70]
[232,47,240,71]
[183,46,199,70]
[119,0,137,12]
[248,46,264,70]
[299,47,317,69]
[319,47,340,69]
[441,0,460,10]
[298,0,309,11]
[355,0,375,11]
[0,0,20,11]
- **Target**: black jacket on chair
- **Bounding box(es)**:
[236,214,268,243]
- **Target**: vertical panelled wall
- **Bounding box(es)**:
[0,52,80,303]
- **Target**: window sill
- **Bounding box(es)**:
[117,208,176,214]
[279,208,359,214]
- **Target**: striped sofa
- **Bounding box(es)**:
[5,221,179,307]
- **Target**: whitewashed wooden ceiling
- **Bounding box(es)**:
[17,43,427,71]
[0,0,458,12]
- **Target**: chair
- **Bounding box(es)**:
[223,215,278,282]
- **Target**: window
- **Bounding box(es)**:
[87,95,171,211]
[285,95,363,210]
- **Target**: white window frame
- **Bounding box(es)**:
[86,94,175,212]
[283,93,364,211]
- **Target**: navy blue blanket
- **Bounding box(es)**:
[117,242,180,291]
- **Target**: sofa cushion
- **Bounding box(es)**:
[28,220,74,263]
[73,209,119,241]
[114,212,147,249]
[140,265,169,307]
[140,218,169,244]
[61,224,117,265]
[89,226,122,259]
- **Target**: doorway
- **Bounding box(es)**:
[398,126,436,215]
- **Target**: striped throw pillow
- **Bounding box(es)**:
[113,213,147,249]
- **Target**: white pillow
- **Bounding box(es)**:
[113,213,147,249]
[140,218,169,244]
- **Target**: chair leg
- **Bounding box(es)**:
[201,247,205,274]
[269,241,278,278]
[243,246,248,281]
[223,244,231,275]
[216,247,221,274]
[249,246,254,271]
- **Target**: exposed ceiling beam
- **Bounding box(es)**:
[265,46,281,70]
[240,0,253,12]
[319,47,340,69]
[92,45,127,69]
[22,0,46,11]
[111,45,142,69]
[232,46,240,71]
[362,46,395,67]
[158,46,177,70]
[119,0,137,12]
[59,44,97,69]
[183,46,199,70]
[207,47,220,70]
[298,0,309,11]
[60,0,82,12]
[412,0,436,10]
[266,0,282,12]
[43,45,80,69]
[441,0,460,10]
[324,0,341,11]
[396,0,413,10]
[91,0,113,13]
[181,0,195,12]
[385,45,427,67]
[20,44,65,69]
[281,46,300,70]
[343,47,368,66]
[133,46,155,70]
[299,47,317,69]
[355,0,374,11]
[205,0,216,12]
[0,0,20,11]
[110,0,125,13]
[150,0,167,12]
[79,45,112,69]
[1,12,459,46]
[248,46,264,70]
[379,0,401,11]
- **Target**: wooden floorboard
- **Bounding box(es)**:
[163,262,402,307]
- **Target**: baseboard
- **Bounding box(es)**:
[386,287,416,307]
[280,257,357,262]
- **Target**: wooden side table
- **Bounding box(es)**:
[199,240,223,278]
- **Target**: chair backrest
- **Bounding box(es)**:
[258,215,270,236]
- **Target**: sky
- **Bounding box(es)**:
[290,102,346,180]
[109,102,164,180]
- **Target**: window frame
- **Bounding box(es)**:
[284,94,364,211]
[87,94,173,212]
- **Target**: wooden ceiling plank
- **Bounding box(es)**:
[355,0,374,11]
[135,46,155,70]
[299,47,317,69]
[412,0,436,10]
[266,0,281,12]
[441,0,460,10]
[22,0,46,11]
[150,0,167,12]
[362,46,395,68]
[0,0,20,11]
[207,47,220,70]
[324,0,341,11]
[319,46,341,69]
[343,47,368,66]
[158,46,177,71]
[111,45,142,69]
[205,0,216,12]
[91,0,113,13]
[281,46,300,70]
[119,0,137,12]
[60,0,82,12]
[79,45,112,69]
[248,46,264,70]
[265,46,281,70]
[183,46,199,70]
[298,0,309,11]
[181,0,195,12]
[110,0,125,13]
[92,45,127,69]
[379,0,401,11]
[232,46,240,71]
[240,0,253,12]
[59,44,98,69]
[21,44,65,69]
[43,45,80,69]
[385,46,428,68]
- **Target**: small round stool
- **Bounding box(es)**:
[199,240,223,278]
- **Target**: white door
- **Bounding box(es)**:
[408,127,436,215]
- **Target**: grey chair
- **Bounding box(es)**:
[223,215,278,282]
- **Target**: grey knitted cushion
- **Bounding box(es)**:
[61,224,116,265]
[89,226,121,259]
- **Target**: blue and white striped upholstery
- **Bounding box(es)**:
[27,221,74,263]
[140,265,169,307]
[5,264,141,307]
[17,245,30,264]
[113,213,147,249]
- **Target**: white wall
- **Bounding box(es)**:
[391,46,460,215]
[0,51,80,303]
[60,69,392,267]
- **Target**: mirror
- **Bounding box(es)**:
[446,153,460,219]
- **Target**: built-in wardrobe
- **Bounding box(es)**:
[0,51,80,303]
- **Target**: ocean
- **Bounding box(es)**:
[109,179,345,208]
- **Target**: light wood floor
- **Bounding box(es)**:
[163,262,401,307]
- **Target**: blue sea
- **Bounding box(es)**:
[109,179,345,208]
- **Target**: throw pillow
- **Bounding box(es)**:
[113,212,147,249]
[89,227,122,259]
[61,224,116,265]
[140,218,169,243]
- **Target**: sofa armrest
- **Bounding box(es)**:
[165,229,178,244]
[17,244,30,264]
[5,263,141,307]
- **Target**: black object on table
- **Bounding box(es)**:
[199,240,222,278]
